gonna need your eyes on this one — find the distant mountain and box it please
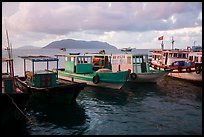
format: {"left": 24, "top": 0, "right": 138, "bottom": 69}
{"left": 43, "top": 39, "right": 117, "bottom": 49}
{"left": 17, "top": 45, "right": 41, "bottom": 49}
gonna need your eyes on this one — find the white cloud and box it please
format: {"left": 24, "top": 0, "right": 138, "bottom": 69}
{"left": 2, "top": 2, "right": 202, "bottom": 49}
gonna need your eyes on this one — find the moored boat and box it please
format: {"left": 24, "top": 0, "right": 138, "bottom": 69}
{"left": 2, "top": 58, "right": 30, "bottom": 126}
{"left": 111, "top": 54, "right": 170, "bottom": 83}
{"left": 150, "top": 46, "right": 202, "bottom": 82}
{"left": 121, "top": 47, "right": 132, "bottom": 52}
{"left": 15, "top": 55, "right": 86, "bottom": 104}
{"left": 55, "top": 54, "right": 129, "bottom": 89}
{"left": 2, "top": 29, "right": 30, "bottom": 128}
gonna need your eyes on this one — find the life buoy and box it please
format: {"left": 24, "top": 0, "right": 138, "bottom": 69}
{"left": 130, "top": 73, "right": 137, "bottom": 80}
{"left": 195, "top": 64, "right": 202, "bottom": 74}
{"left": 196, "top": 69, "right": 201, "bottom": 74}
{"left": 186, "top": 68, "right": 191, "bottom": 73}
{"left": 93, "top": 75, "right": 100, "bottom": 84}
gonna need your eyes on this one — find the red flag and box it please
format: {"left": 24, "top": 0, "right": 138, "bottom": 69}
{"left": 158, "top": 36, "right": 163, "bottom": 40}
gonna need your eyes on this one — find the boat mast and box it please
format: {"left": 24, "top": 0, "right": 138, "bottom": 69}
{"left": 5, "top": 27, "right": 14, "bottom": 78}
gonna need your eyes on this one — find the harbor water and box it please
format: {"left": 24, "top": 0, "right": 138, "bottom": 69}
{"left": 2, "top": 48, "right": 202, "bottom": 135}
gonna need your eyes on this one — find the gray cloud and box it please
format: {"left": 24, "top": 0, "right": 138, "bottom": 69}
{"left": 2, "top": 2, "right": 202, "bottom": 49}
{"left": 3, "top": 2, "right": 202, "bottom": 35}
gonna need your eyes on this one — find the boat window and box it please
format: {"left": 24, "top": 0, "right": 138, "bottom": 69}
{"left": 195, "top": 57, "right": 198, "bottom": 62}
{"left": 65, "top": 57, "right": 72, "bottom": 61}
{"left": 174, "top": 53, "right": 177, "bottom": 57}
{"left": 132, "top": 58, "right": 136, "bottom": 64}
{"left": 143, "top": 56, "right": 147, "bottom": 62}
{"left": 87, "top": 57, "right": 91, "bottom": 63}
{"left": 182, "top": 54, "right": 186, "bottom": 58}
{"left": 169, "top": 53, "right": 172, "bottom": 57}
{"left": 84, "top": 57, "right": 88, "bottom": 63}
{"left": 71, "top": 57, "right": 74, "bottom": 62}
{"left": 178, "top": 54, "right": 182, "bottom": 58}
{"left": 157, "top": 55, "right": 161, "bottom": 60}
{"left": 189, "top": 56, "right": 193, "bottom": 61}
{"left": 136, "top": 56, "right": 142, "bottom": 63}
{"left": 77, "top": 57, "right": 81, "bottom": 63}
{"left": 154, "top": 55, "right": 156, "bottom": 60}
{"left": 127, "top": 56, "right": 131, "bottom": 64}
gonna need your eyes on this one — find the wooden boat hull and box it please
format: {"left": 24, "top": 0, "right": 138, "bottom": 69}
{"left": 58, "top": 70, "right": 128, "bottom": 90}
{"left": 15, "top": 76, "right": 86, "bottom": 104}
{"left": 150, "top": 65, "right": 202, "bottom": 82}
{"left": 127, "top": 70, "right": 170, "bottom": 83}
{"left": 168, "top": 71, "right": 202, "bottom": 82}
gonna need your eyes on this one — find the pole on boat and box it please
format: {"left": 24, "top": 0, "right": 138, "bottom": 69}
{"left": 171, "top": 36, "right": 174, "bottom": 50}
{"left": 158, "top": 36, "right": 164, "bottom": 50}
{"left": 5, "top": 28, "right": 14, "bottom": 78}
{"left": 56, "top": 59, "right": 58, "bottom": 79}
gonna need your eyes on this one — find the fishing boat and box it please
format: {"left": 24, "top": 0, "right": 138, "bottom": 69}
{"left": 111, "top": 54, "right": 171, "bottom": 83}
{"left": 60, "top": 48, "right": 66, "bottom": 51}
{"left": 55, "top": 54, "right": 129, "bottom": 90}
{"left": 121, "top": 47, "right": 132, "bottom": 52}
{"left": 15, "top": 55, "right": 87, "bottom": 104}
{"left": 150, "top": 46, "right": 202, "bottom": 82}
{"left": 2, "top": 29, "right": 30, "bottom": 127}
{"left": 2, "top": 57, "right": 30, "bottom": 126}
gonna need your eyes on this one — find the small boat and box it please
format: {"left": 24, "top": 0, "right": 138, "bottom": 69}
{"left": 15, "top": 55, "right": 87, "bottom": 104}
{"left": 60, "top": 48, "right": 66, "bottom": 51}
{"left": 121, "top": 47, "right": 132, "bottom": 52}
{"left": 55, "top": 54, "right": 129, "bottom": 90}
{"left": 111, "top": 54, "right": 170, "bottom": 83}
{"left": 69, "top": 52, "right": 80, "bottom": 55}
{"left": 150, "top": 45, "right": 202, "bottom": 82}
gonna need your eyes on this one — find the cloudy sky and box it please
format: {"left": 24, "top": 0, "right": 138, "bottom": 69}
{"left": 2, "top": 2, "right": 202, "bottom": 49}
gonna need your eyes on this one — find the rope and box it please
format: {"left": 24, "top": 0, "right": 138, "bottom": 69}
{"left": 5, "top": 93, "right": 34, "bottom": 125}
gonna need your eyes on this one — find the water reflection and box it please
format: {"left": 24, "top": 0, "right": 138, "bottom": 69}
{"left": 25, "top": 102, "right": 88, "bottom": 135}
{"left": 81, "top": 87, "right": 135, "bottom": 106}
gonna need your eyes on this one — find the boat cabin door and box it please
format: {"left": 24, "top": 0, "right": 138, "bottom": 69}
{"left": 133, "top": 55, "right": 147, "bottom": 73}
{"left": 164, "top": 52, "right": 168, "bottom": 65}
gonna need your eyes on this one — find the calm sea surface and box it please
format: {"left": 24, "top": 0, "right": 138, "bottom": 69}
{"left": 2, "top": 48, "right": 202, "bottom": 135}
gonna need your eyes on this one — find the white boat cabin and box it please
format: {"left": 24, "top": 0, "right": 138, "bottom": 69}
{"left": 188, "top": 51, "right": 202, "bottom": 63}
{"left": 111, "top": 54, "right": 150, "bottom": 73}
{"left": 151, "top": 49, "right": 190, "bottom": 67}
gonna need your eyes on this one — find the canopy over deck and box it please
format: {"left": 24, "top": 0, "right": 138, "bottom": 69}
{"left": 18, "top": 55, "right": 58, "bottom": 62}
{"left": 18, "top": 55, "right": 59, "bottom": 79}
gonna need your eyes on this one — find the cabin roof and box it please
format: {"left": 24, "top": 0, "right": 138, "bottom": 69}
{"left": 18, "top": 55, "right": 58, "bottom": 62}
{"left": 84, "top": 53, "right": 111, "bottom": 57}
{"left": 112, "top": 53, "right": 148, "bottom": 57}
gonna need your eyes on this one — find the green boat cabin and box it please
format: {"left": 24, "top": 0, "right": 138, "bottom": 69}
{"left": 19, "top": 56, "right": 59, "bottom": 88}
{"left": 84, "top": 53, "right": 112, "bottom": 71}
{"left": 64, "top": 55, "right": 93, "bottom": 74}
